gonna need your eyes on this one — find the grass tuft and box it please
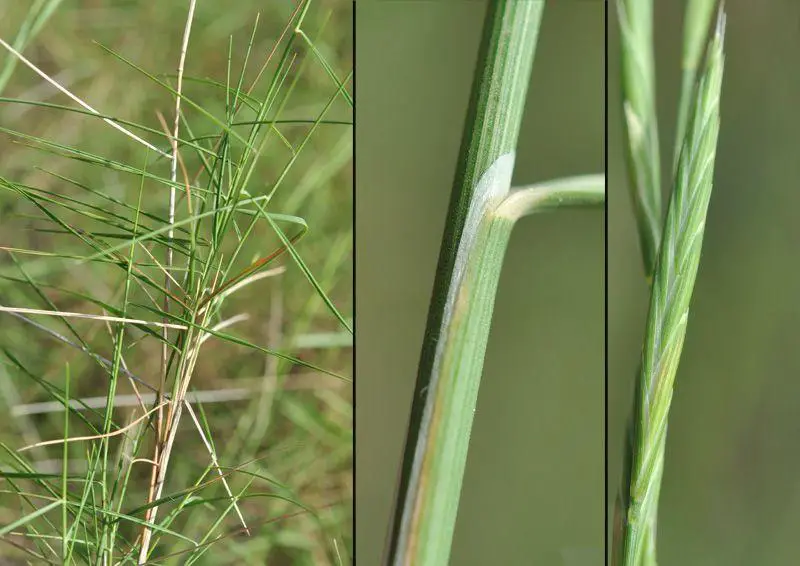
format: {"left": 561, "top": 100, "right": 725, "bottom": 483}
{"left": 0, "top": 0, "right": 352, "bottom": 563}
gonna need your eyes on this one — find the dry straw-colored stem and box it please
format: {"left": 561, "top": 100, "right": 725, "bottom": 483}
{"left": 139, "top": 1, "right": 197, "bottom": 561}
{"left": 0, "top": 36, "right": 167, "bottom": 156}
{"left": 18, "top": 401, "right": 168, "bottom": 452}
{"left": 0, "top": 305, "right": 187, "bottom": 330}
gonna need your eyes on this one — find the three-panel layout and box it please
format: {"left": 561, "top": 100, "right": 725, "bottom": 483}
{"left": 0, "top": 1, "right": 788, "bottom": 564}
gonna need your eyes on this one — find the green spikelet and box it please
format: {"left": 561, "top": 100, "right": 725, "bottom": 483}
{"left": 620, "top": 9, "right": 726, "bottom": 566}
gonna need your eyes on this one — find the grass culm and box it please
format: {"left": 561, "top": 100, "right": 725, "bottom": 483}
{"left": 385, "top": 2, "right": 604, "bottom": 564}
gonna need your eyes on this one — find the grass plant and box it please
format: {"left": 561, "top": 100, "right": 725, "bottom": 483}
{"left": 0, "top": 1, "right": 352, "bottom": 563}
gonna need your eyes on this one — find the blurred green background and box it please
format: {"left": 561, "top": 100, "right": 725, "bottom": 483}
{"left": 0, "top": 1, "right": 351, "bottom": 563}
{"left": 357, "top": 2, "right": 603, "bottom": 564}
{"left": 609, "top": 1, "right": 800, "bottom": 563}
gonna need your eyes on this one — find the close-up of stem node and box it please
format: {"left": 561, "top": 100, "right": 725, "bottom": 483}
{"left": 383, "top": 2, "right": 604, "bottom": 564}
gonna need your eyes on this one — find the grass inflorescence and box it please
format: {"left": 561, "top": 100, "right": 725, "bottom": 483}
{"left": 614, "top": 2, "right": 725, "bottom": 564}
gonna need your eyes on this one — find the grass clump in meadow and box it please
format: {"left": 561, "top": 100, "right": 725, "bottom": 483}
{"left": 0, "top": 0, "right": 352, "bottom": 563}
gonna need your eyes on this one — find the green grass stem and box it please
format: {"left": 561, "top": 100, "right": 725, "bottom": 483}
{"left": 385, "top": 3, "right": 604, "bottom": 564}
{"left": 384, "top": 2, "right": 542, "bottom": 562}
{"left": 618, "top": 0, "right": 662, "bottom": 280}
